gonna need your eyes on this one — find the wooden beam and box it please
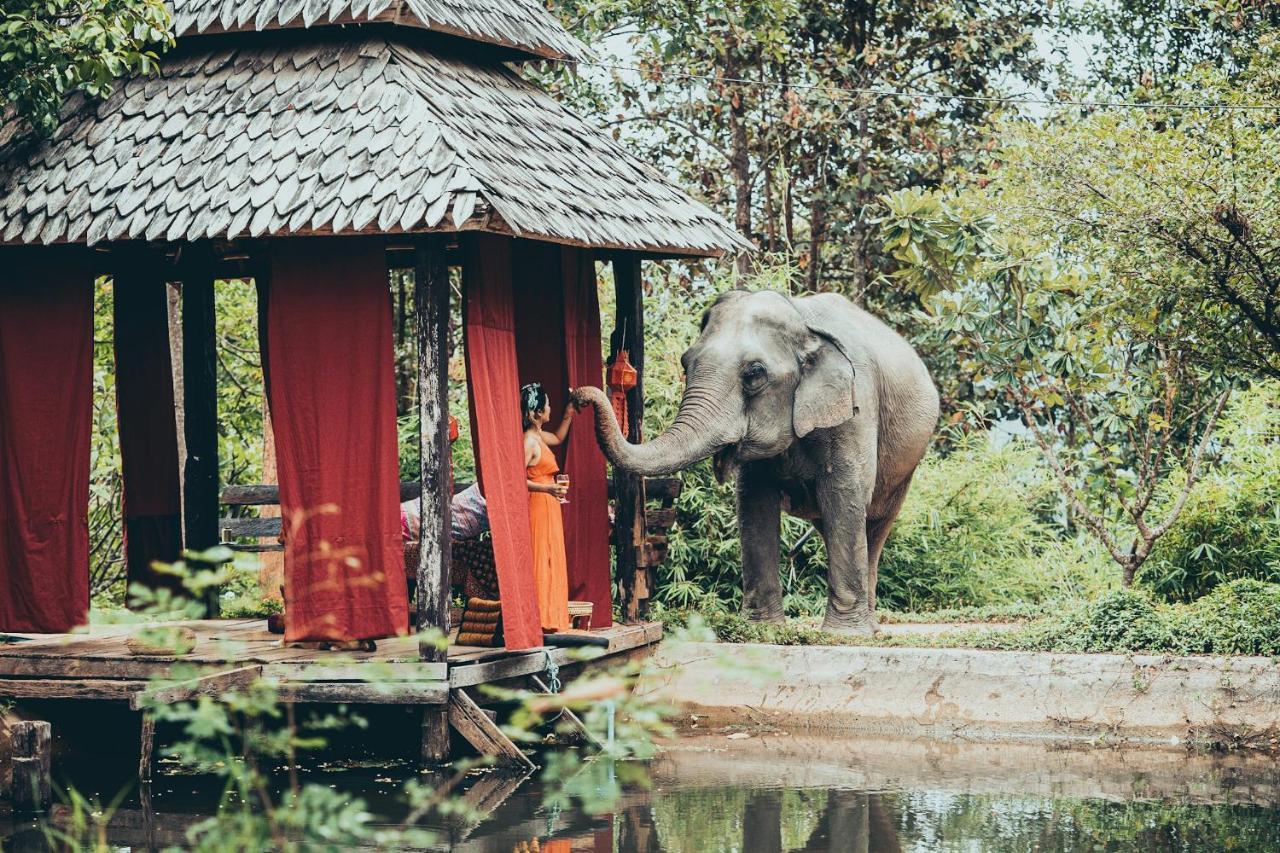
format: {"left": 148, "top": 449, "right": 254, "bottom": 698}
{"left": 610, "top": 252, "right": 647, "bottom": 622}
{"left": 529, "top": 674, "right": 601, "bottom": 748}
{"left": 0, "top": 679, "right": 148, "bottom": 701}
{"left": 275, "top": 682, "right": 448, "bottom": 704}
{"left": 129, "top": 664, "right": 263, "bottom": 710}
{"left": 415, "top": 235, "right": 452, "bottom": 660}
{"left": 221, "top": 481, "right": 426, "bottom": 506}
{"left": 181, "top": 244, "right": 221, "bottom": 616}
{"left": 447, "top": 689, "right": 536, "bottom": 770}
{"left": 10, "top": 721, "right": 51, "bottom": 813}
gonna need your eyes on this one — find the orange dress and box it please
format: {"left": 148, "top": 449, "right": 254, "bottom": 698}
{"left": 527, "top": 436, "right": 570, "bottom": 631}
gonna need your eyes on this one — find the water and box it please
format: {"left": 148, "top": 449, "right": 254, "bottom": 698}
{"left": 4, "top": 731, "right": 1279, "bottom": 851}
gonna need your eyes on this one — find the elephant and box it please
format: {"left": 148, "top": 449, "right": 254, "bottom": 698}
{"left": 573, "top": 289, "right": 939, "bottom": 635}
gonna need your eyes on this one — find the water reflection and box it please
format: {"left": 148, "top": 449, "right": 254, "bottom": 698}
{"left": 4, "top": 733, "right": 1280, "bottom": 851}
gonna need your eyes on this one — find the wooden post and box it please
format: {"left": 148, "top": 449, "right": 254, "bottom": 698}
{"left": 421, "top": 708, "right": 451, "bottom": 765}
{"left": 138, "top": 712, "right": 156, "bottom": 783}
{"left": 10, "top": 721, "right": 51, "bottom": 813}
{"left": 415, "top": 236, "right": 451, "bottom": 660}
{"left": 610, "top": 253, "right": 647, "bottom": 622}
{"left": 181, "top": 245, "right": 220, "bottom": 616}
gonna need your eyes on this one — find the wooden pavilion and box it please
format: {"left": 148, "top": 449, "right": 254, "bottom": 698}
{"left": 0, "top": 0, "right": 746, "bottom": 772}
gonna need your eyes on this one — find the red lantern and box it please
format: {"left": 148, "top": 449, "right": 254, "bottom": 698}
{"left": 607, "top": 350, "right": 638, "bottom": 433}
{"left": 448, "top": 415, "right": 459, "bottom": 443}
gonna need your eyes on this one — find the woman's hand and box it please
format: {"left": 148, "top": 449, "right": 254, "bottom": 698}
{"left": 549, "top": 482, "right": 569, "bottom": 499}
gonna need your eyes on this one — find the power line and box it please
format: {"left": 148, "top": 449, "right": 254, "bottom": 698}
{"left": 553, "top": 57, "right": 1280, "bottom": 113}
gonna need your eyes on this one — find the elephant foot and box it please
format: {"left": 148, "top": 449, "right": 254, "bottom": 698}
{"left": 821, "top": 611, "right": 879, "bottom": 638}
{"left": 743, "top": 606, "right": 785, "bottom": 625}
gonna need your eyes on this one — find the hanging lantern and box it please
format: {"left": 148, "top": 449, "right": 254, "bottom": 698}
{"left": 448, "top": 414, "right": 459, "bottom": 443}
{"left": 607, "top": 349, "right": 638, "bottom": 433}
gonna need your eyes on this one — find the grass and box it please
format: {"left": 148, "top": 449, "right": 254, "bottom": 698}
{"left": 659, "top": 579, "right": 1280, "bottom": 657}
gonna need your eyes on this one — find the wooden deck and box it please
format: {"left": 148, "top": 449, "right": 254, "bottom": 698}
{"left": 0, "top": 619, "right": 663, "bottom": 708}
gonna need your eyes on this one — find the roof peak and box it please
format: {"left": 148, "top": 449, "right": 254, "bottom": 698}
{"left": 169, "top": 0, "right": 590, "bottom": 62}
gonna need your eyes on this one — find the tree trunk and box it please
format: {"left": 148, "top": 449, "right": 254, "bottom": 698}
{"left": 725, "top": 44, "right": 753, "bottom": 273}
{"left": 807, "top": 192, "right": 825, "bottom": 292}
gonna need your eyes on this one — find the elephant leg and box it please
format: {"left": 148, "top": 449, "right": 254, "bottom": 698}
{"left": 739, "top": 463, "right": 784, "bottom": 623}
{"left": 865, "top": 473, "right": 914, "bottom": 612}
{"left": 816, "top": 479, "right": 877, "bottom": 635}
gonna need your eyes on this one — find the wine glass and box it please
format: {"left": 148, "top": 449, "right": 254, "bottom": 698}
{"left": 554, "top": 473, "right": 570, "bottom": 504}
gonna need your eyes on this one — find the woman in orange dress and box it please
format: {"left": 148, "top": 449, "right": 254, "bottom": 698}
{"left": 521, "top": 382, "right": 576, "bottom": 632}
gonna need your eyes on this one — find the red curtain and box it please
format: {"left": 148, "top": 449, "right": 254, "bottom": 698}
{"left": 113, "top": 259, "right": 183, "bottom": 595}
{"left": 512, "top": 242, "right": 613, "bottom": 629}
{"left": 558, "top": 248, "right": 613, "bottom": 628}
{"left": 261, "top": 239, "right": 408, "bottom": 643}
{"left": 0, "top": 248, "right": 93, "bottom": 632}
{"left": 463, "top": 234, "right": 543, "bottom": 650}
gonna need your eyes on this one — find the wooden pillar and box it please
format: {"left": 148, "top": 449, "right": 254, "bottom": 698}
{"left": 421, "top": 707, "right": 450, "bottom": 765}
{"left": 181, "top": 245, "right": 220, "bottom": 616}
{"left": 415, "top": 236, "right": 451, "bottom": 660}
{"left": 138, "top": 712, "right": 156, "bottom": 783}
{"left": 610, "top": 253, "right": 647, "bottom": 622}
{"left": 10, "top": 721, "right": 51, "bottom": 813}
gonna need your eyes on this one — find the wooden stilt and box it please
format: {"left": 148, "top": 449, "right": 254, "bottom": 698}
{"left": 181, "top": 244, "right": 220, "bottom": 616}
{"left": 415, "top": 235, "right": 452, "bottom": 659}
{"left": 10, "top": 720, "right": 51, "bottom": 813}
{"left": 447, "top": 690, "right": 536, "bottom": 771}
{"left": 138, "top": 712, "right": 156, "bottom": 783}
{"left": 420, "top": 707, "right": 451, "bottom": 765}
{"left": 610, "top": 252, "right": 647, "bottom": 622}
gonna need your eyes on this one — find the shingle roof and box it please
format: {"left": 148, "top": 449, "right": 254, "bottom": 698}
{"left": 0, "top": 35, "right": 748, "bottom": 258}
{"left": 170, "top": 0, "right": 591, "bottom": 62}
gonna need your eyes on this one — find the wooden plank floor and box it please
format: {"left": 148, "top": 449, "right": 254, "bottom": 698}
{"left": 0, "top": 619, "right": 664, "bottom": 706}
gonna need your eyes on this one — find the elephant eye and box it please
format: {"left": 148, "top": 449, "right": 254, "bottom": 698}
{"left": 741, "top": 362, "right": 767, "bottom": 392}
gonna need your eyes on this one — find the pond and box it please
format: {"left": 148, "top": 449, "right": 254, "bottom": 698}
{"left": 3, "top": 731, "right": 1279, "bottom": 851}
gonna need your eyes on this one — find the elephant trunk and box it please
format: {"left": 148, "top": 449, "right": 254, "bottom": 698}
{"left": 573, "top": 385, "right": 737, "bottom": 477}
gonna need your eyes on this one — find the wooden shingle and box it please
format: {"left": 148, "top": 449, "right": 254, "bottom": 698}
{"left": 169, "top": 0, "right": 592, "bottom": 63}
{"left": 0, "top": 32, "right": 746, "bottom": 258}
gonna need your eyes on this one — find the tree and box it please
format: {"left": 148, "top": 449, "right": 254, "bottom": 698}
{"left": 882, "top": 186, "right": 1230, "bottom": 585}
{"left": 548, "top": 0, "right": 1048, "bottom": 299}
{"left": 1055, "top": 0, "right": 1278, "bottom": 95}
{"left": 0, "top": 0, "right": 171, "bottom": 137}
{"left": 969, "top": 34, "right": 1280, "bottom": 379}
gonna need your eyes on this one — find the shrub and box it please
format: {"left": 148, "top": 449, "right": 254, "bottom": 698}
{"left": 876, "top": 433, "right": 1111, "bottom": 611}
{"left": 1138, "top": 382, "right": 1280, "bottom": 602}
{"left": 1008, "top": 579, "right": 1280, "bottom": 656}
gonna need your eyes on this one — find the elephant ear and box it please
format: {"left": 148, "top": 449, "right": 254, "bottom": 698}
{"left": 793, "top": 327, "right": 856, "bottom": 438}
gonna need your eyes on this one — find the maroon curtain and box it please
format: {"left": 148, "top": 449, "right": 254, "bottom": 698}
{"left": 261, "top": 239, "right": 409, "bottom": 643}
{"left": 559, "top": 249, "right": 613, "bottom": 627}
{"left": 463, "top": 234, "right": 543, "bottom": 651}
{"left": 113, "top": 258, "right": 183, "bottom": 595}
{"left": 0, "top": 248, "right": 93, "bottom": 632}
{"left": 512, "top": 243, "right": 613, "bottom": 628}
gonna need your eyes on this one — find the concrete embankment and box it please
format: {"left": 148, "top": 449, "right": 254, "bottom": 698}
{"left": 638, "top": 641, "right": 1280, "bottom": 746}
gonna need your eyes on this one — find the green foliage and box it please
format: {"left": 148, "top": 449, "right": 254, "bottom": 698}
{"left": 1007, "top": 579, "right": 1280, "bottom": 656}
{"left": 877, "top": 432, "right": 1113, "bottom": 611}
{"left": 668, "top": 579, "right": 1280, "bottom": 656}
{"left": 0, "top": 0, "right": 172, "bottom": 136}
{"left": 547, "top": 0, "right": 1048, "bottom": 304}
{"left": 1142, "top": 383, "right": 1280, "bottom": 600}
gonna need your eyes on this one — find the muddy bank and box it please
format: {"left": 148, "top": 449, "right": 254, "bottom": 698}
{"left": 639, "top": 641, "right": 1280, "bottom": 747}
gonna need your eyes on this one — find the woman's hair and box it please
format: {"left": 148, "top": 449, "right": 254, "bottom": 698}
{"left": 520, "top": 382, "right": 548, "bottom": 429}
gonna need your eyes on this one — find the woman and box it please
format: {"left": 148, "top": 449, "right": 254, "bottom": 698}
{"left": 521, "top": 382, "right": 576, "bottom": 632}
